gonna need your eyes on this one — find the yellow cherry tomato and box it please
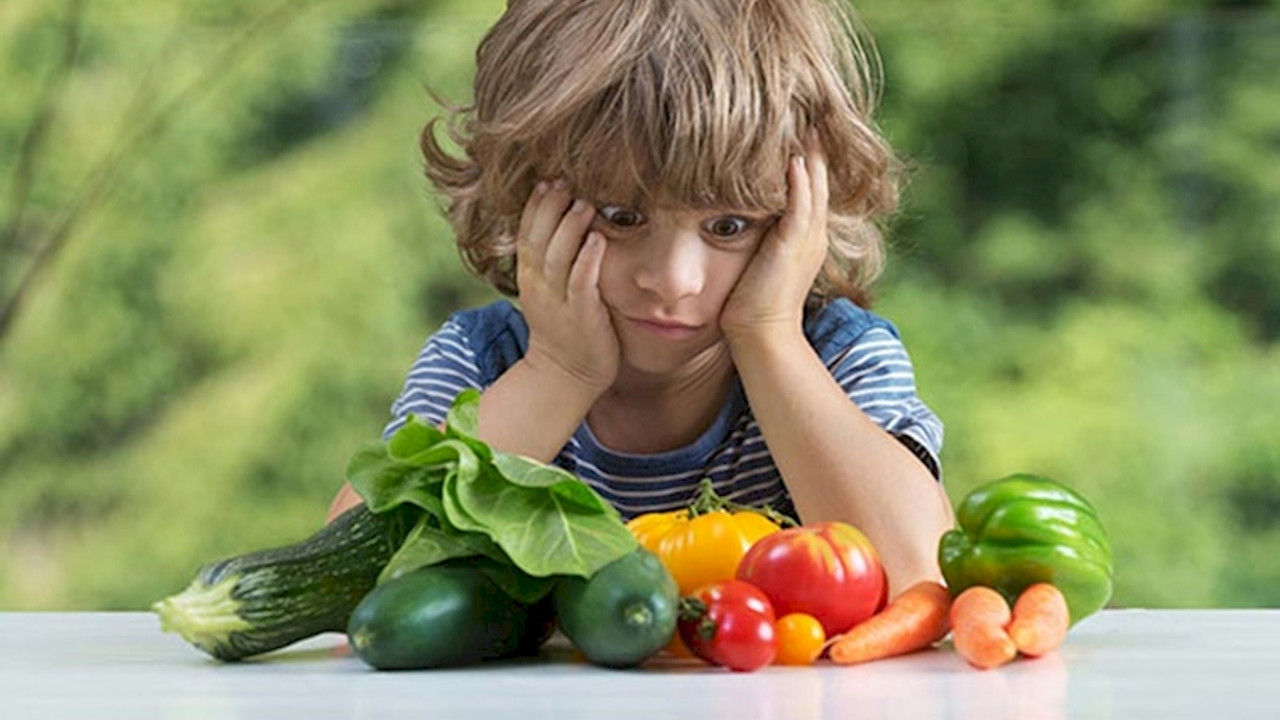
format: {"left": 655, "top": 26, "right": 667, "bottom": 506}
{"left": 774, "top": 612, "right": 827, "bottom": 666}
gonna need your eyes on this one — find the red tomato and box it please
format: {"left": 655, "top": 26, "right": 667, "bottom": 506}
{"left": 735, "top": 521, "right": 887, "bottom": 637}
{"left": 678, "top": 580, "right": 777, "bottom": 672}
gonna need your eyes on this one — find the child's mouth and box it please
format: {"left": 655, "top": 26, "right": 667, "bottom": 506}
{"left": 625, "top": 316, "right": 702, "bottom": 340}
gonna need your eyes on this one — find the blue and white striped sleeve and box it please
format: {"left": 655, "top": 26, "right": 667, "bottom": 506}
{"left": 383, "top": 318, "right": 484, "bottom": 439}
{"left": 829, "top": 326, "right": 945, "bottom": 479}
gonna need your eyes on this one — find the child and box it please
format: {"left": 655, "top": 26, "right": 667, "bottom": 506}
{"left": 329, "top": 0, "right": 954, "bottom": 598}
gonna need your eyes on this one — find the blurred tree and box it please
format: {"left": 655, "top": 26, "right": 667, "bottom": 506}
{"left": 0, "top": 0, "right": 505, "bottom": 608}
{"left": 861, "top": 0, "right": 1280, "bottom": 606}
{"left": 0, "top": 0, "right": 1276, "bottom": 610}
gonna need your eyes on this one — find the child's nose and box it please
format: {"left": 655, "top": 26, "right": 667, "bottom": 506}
{"left": 633, "top": 231, "right": 705, "bottom": 301}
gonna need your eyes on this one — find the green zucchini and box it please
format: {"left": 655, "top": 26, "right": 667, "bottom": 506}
{"left": 153, "top": 503, "right": 415, "bottom": 661}
{"left": 346, "top": 562, "right": 538, "bottom": 670}
{"left": 552, "top": 546, "right": 678, "bottom": 668}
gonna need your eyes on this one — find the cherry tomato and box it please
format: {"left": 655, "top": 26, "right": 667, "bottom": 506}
{"left": 774, "top": 612, "right": 827, "bottom": 666}
{"left": 678, "top": 580, "right": 777, "bottom": 672}
{"left": 736, "top": 521, "right": 887, "bottom": 636}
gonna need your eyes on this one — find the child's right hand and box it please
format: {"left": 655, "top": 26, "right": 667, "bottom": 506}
{"left": 515, "top": 179, "right": 620, "bottom": 394}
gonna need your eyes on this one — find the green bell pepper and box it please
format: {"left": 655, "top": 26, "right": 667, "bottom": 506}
{"left": 939, "top": 473, "right": 1114, "bottom": 625}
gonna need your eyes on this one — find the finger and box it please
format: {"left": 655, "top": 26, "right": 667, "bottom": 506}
{"left": 566, "top": 231, "right": 607, "bottom": 305}
{"left": 774, "top": 154, "right": 812, "bottom": 245}
{"left": 806, "top": 133, "right": 829, "bottom": 241}
{"left": 804, "top": 125, "right": 826, "bottom": 159}
{"left": 543, "top": 198, "right": 596, "bottom": 284}
{"left": 516, "top": 179, "right": 551, "bottom": 271}
{"left": 523, "top": 179, "right": 574, "bottom": 265}
{"left": 517, "top": 179, "right": 550, "bottom": 251}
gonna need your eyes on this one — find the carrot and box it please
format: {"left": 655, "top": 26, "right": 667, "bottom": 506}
{"left": 827, "top": 580, "right": 951, "bottom": 665}
{"left": 950, "top": 585, "right": 1017, "bottom": 670}
{"left": 1009, "top": 583, "right": 1070, "bottom": 657}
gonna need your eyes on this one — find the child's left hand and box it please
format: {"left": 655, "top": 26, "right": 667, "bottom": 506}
{"left": 719, "top": 131, "right": 829, "bottom": 347}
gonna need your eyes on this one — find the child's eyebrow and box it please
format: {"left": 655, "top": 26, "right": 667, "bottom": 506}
{"left": 702, "top": 206, "right": 782, "bottom": 220}
{"left": 583, "top": 191, "right": 781, "bottom": 218}
{"left": 579, "top": 189, "right": 641, "bottom": 206}
{"left": 735, "top": 208, "right": 782, "bottom": 219}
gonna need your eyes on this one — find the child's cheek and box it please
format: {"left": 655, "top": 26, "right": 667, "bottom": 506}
{"left": 595, "top": 239, "right": 627, "bottom": 307}
{"left": 720, "top": 248, "right": 759, "bottom": 291}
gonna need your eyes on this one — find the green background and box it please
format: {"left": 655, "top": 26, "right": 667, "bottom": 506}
{"left": 2, "top": 0, "right": 1277, "bottom": 610}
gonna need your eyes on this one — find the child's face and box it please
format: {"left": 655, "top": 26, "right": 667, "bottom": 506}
{"left": 590, "top": 201, "right": 777, "bottom": 374}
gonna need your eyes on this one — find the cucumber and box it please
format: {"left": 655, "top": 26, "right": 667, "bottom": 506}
{"left": 153, "top": 504, "right": 415, "bottom": 661}
{"left": 552, "top": 546, "right": 678, "bottom": 668}
{"left": 346, "top": 563, "right": 538, "bottom": 669}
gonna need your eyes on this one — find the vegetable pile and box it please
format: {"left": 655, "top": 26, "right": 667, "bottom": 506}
{"left": 154, "top": 395, "right": 1114, "bottom": 674}
{"left": 621, "top": 472, "right": 1113, "bottom": 673}
{"left": 154, "top": 390, "right": 677, "bottom": 669}
{"left": 624, "top": 481, "right": 899, "bottom": 671}
{"left": 938, "top": 473, "right": 1113, "bottom": 670}
{"left": 938, "top": 473, "right": 1114, "bottom": 625}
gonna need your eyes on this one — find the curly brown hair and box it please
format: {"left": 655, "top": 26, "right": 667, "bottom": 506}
{"left": 422, "top": 0, "right": 901, "bottom": 308}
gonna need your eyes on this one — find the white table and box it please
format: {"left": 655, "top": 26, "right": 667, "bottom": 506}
{"left": 1, "top": 610, "right": 1276, "bottom": 719}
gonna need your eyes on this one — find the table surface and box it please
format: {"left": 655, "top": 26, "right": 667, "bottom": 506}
{"left": 1, "top": 610, "right": 1277, "bottom": 719}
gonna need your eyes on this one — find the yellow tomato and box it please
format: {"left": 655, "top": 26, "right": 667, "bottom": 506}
{"left": 626, "top": 510, "right": 687, "bottom": 551}
{"left": 626, "top": 509, "right": 781, "bottom": 595}
{"left": 774, "top": 612, "right": 827, "bottom": 666}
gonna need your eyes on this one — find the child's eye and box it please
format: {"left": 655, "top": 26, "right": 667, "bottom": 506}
{"left": 706, "top": 216, "right": 751, "bottom": 239}
{"left": 597, "top": 205, "right": 645, "bottom": 228}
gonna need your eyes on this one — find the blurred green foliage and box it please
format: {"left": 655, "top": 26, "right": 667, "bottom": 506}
{"left": 1, "top": 0, "right": 1277, "bottom": 610}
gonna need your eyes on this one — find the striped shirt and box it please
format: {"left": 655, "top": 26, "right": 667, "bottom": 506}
{"left": 384, "top": 298, "right": 943, "bottom": 522}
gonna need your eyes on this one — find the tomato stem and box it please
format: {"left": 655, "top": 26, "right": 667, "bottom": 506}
{"left": 687, "top": 478, "right": 798, "bottom": 527}
{"left": 677, "top": 596, "right": 703, "bottom": 620}
{"left": 687, "top": 479, "right": 722, "bottom": 517}
{"left": 677, "top": 597, "right": 718, "bottom": 641}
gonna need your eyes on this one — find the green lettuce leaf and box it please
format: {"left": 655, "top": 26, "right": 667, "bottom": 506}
{"left": 452, "top": 459, "right": 636, "bottom": 578}
{"left": 386, "top": 415, "right": 446, "bottom": 459}
{"left": 348, "top": 390, "right": 637, "bottom": 590}
{"left": 491, "top": 452, "right": 617, "bottom": 513}
{"left": 378, "top": 517, "right": 507, "bottom": 584}
{"left": 346, "top": 443, "right": 444, "bottom": 516}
